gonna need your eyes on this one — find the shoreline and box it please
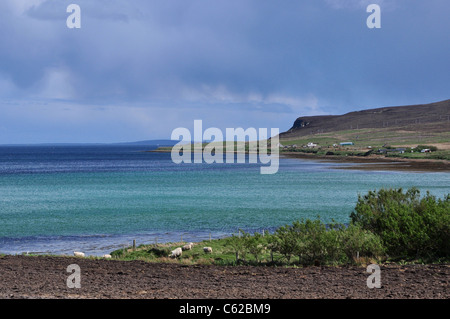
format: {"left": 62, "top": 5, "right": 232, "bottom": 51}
{"left": 149, "top": 148, "right": 450, "bottom": 172}
{"left": 281, "top": 152, "right": 450, "bottom": 172}
{"left": 0, "top": 230, "right": 233, "bottom": 257}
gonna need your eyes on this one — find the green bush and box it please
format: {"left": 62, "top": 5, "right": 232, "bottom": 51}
{"left": 340, "top": 223, "right": 385, "bottom": 261}
{"left": 225, "top": 232, "right": 247, "bottom": 262}
{"left": 225, "top": 230, "right": 272, "bottom": 264}
{"left": 270, "top": 219, "right": 384, "bottom": 265}
{"left": 270, "top": 225, "right": 297, "bottom": 262}
{"left": 350, "top": 188, "right": 450, "bottom": 260}
{"left": 290, "top": 219, "right": 328, "bottom": 265}
{"left": 242, "top": 231, "right": 266, "bottom": 263}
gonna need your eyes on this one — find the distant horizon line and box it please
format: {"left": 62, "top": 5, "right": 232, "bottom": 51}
{"left": 0, "top": 139, "right": 179, "bottom": 147}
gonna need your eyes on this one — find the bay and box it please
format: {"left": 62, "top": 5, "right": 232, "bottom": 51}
{"left": 0, "top": 145, "right": 448, "bottom": 256}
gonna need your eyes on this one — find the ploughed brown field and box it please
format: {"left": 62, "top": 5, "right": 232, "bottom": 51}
{"left": 0, "top": 255, "right": 448, "bottom": 299}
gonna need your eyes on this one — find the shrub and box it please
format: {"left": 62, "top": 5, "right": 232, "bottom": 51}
{"left": 350, "top": 188, "right": 450, "bottom": 260}
{"left": 225, "top": 232, "right": 247, "bottom": 262}
{"left": 225, "top": 230, "right": 272, "bottom": 264}
{"left": 340, "top": 223, "right": 385, "bottom": 262}
{"left": 242, "top": 231, "right": 266, "bottom": 263}
{"left": 270, "top": 219, "right": 384, "bottom": 265}
{"left": 270, "top": 225, "right": 297, "bottom": 262}
{"left": 290, "top": 219, "right": 328, "bottom": 265}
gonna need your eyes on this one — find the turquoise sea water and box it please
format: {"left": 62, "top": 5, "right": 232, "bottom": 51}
{"left": 0, "top": 146, "right": 448, "bottom": 255}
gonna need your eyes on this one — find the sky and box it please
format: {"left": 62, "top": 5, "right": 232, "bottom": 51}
{"left": 0, "top": 0, "right": 449, "bottom": 144}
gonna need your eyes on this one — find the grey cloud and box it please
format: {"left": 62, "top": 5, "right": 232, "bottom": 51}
{"left": 1, "top": 0, "right": 449, "bottom": 118}
{"left": 26, "top": 0, "right": 143, "bottom": 22}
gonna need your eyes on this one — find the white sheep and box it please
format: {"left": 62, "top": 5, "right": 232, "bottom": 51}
{"left": 170, "top": 247, "right": 182, "bottom": 258}
{"left": 182, "top": 242, "right": 194, "bottom": 251}
{"left": 102, "top": 254, "right": 112, "bottom": 259}
{"left": 203, "top": 247, "right": 212, "bottom": 254}
{"left": 73, "top": 251, "right": 85, "bottom": 257}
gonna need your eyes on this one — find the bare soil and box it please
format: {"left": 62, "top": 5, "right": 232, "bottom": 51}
{"left": 0, "top": 256, "right": 448, "bottom": 299}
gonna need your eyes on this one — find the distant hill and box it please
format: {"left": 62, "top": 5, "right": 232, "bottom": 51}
{"left": 0, "top": 140, "right": 180, "bottom": 147}
{"left": 112, "top": 140, "right": 179, "bottom": 146}
{"left": 280, "top": 99, "right": 450, "bottom": 141}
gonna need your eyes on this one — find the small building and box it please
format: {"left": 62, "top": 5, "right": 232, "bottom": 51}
{"left": 340, "top": 142, "right": 354, "bottom": 146}
{"left": 378, "top": 148, "right": 406, "bottom": 154}
{"left": 421, "top": 149, "right": 431, "bottom": 153}
{"left": 306, "top": 142, "right": 317, "bottom": 148}
{"left": 390, "top": 148, "right": 406, "bottom": 154}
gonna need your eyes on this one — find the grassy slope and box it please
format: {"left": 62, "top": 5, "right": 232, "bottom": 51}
{"left": 280, "top": 125, "right": 450, "bottom": 148}
{"left": 110, "top": 240, "right": 252, "bottom": 266}
{"left": 279, "top": 125, "right": 450, "bottom": 160}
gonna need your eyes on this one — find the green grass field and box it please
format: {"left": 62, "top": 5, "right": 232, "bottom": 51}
{"left": 110, "top": 239, "right": 262, "bottom": 266}
{"left": 279, "top": 127, "right": 450, "bottom": 160}
{"left": 280, "top": 128, "right": 450, "bottom": 149}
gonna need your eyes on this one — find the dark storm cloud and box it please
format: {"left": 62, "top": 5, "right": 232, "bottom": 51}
{"left": 0, "top": 0, "right": 449, "bottom": 143}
